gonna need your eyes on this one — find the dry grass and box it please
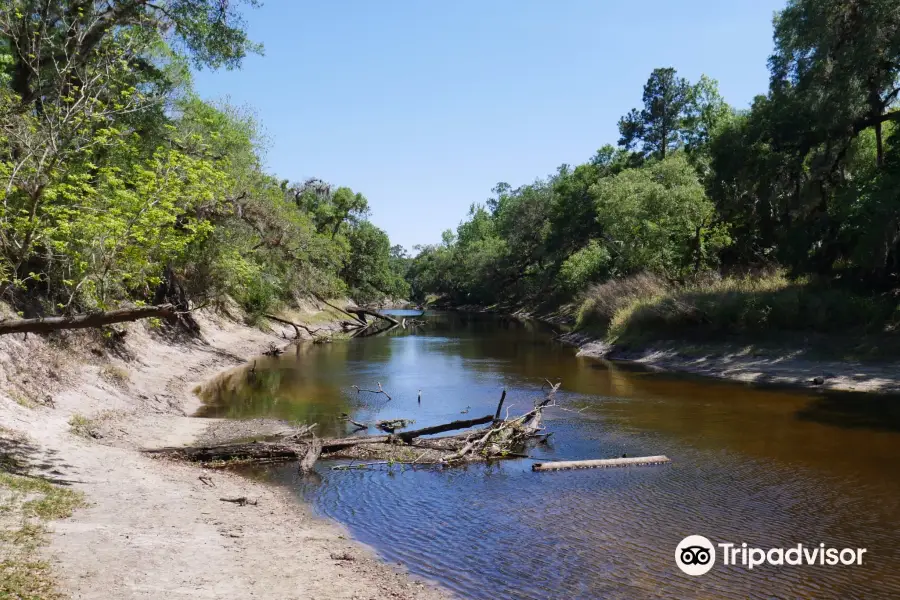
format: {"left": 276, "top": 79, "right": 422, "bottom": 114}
{"left": 68, "top": 414, "right": 97, "bottom": 439}
{"left": 577, "top": 272, "right": 900, "bottom": 351}
{"left": 100, "top": 364, "right": 130, "bottom": 388}
{"left": 7, "top": 390, "right": 36, "bottom": 409}
{"left": 0, "top": 455, "right": 85, "bottom": 600}
{"left": 576, "top": 273, "right": 670, "bottom": 331}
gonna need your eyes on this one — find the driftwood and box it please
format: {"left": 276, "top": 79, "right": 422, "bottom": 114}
{"left": 494, "top": 389, "right": 507, "bottom": 420}
{"left": 147, "top": 383, "right": 563, "bottom": 470}
{"left": 264, "top": 314, "right": 323, "bottom": 339}
{"left": 220, "top": 496, "right": 257, "bottom": 506}
{"left": 313, "top": 294, "right": 367, "bottom": 326}
{"left": 321, "top": 435, "right": 391, "bottom": 451}
{"left": 0, "top": 304, "right": 175, "bottom": 336}
{"left": 344, "top": 307, "right": 401, "bottom": 338}
{"left": 299, "top": 438, "right": 323, "bottom": 474}
{"left": 391, "top": 414, "right": 494, "bottom": 444}
{"left": 375, "top": 419, "right": 413, "bottom": 433}
{"left": 262, "top": 343, "right": 284, "bottom": 356}
{"left": 352, "top": 382, "right": 392, "bottom": 401}
{"left": 146, "top": 415, "right": 495, "bottom": 466}
{"left": 347, "top": 307, "right": 400, "bottom": 327}
{"left": 340, "top": 414, "right": 370, "bottom": 431}
{"left": 145, "top": 442, "right": 304, "bottom": 464}
{"left": 438, "top": 382, "right": 560, "bottom": 463}
{"left": 532, "top": 456, "right": 671, "bottom": 471}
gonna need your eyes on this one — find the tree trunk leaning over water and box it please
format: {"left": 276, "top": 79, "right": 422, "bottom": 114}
{"left": 347, "top": 307, "right": 400, "bottom": 327}
{"left": 263, "top": 313, "right": 323, "bottom": 339}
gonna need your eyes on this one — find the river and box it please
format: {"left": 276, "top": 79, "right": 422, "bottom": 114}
{"left": 198, "top": 311, "right": 900, "bottom": 599}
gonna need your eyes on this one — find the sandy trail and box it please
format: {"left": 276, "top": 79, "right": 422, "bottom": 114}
{"left": 0, "top": 312, "right": 449, "bottom": 600}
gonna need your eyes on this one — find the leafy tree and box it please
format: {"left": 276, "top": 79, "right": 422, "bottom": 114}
{"left": 0, "top": 1, "right": 415, "bottom": 319}
{"left": 592, "top": 154, "right": 728, "bottom": 277}
{"left": 683, "top": 75, "right": 733, "bottom": 160}
{"left": 557, "top": 241, "right": 611, "bottom": 293}
{"left": 618, "top": 68, "right": 693, "bottom": 160}
{"left": 770, "top": 0, "right": 900, "bottom": 168}
{"left": 342, "top": 221, "right": 409, "bottom": 303}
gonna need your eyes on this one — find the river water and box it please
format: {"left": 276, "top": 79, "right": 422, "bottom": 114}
{"left": 199, "top": 311, "right": 900, "bottom": 599}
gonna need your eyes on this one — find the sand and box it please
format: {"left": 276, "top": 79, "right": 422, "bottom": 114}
{"left": 0, "top": 310, "right": 450, "bottom": 600}
{"left": 561, "top": 332, "right": 900, "bottom": 394}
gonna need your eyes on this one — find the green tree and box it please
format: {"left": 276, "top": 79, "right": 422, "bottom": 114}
{"left": 770, "top": 0, "right": 900, "bottom": 168}
{"left": 618, "top": 68, "right": 693, "bottom": 160}
{"left": 592, "top": 154, "right": 728, "bottom": 276}
{"left": 342, "top": 221, "right": 409, "bottom": 303}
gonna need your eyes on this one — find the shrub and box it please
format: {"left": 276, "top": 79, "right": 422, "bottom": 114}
{"left": 576, "top": 272, "right": 669, "bottom": 331}
{"left": 557, "top": 241, "right": 611, "bottom": 295}
{"left": 590, "top": 271, "right": 899, "bottom": 344}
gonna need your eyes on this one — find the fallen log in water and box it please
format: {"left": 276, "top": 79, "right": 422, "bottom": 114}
{"left": 146, "top": 383, "right": 562, "bottom": 470}
{"left": 145, "top": 442, "right": 306, "bottom": 464}
{"left": 531, "top": 455, "right": 671, "bottom": 472}
{"left": 348, "top": 307, "right": 400, "bottom": 327}
{"left": 391, "top": 414, "right": 494, "bottom": 444}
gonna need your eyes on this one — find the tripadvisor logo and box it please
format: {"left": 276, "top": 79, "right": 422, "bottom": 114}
{"left": 675, "top": 535, "right": 868, "bottom": 576}
{"left": 676, "top": 535, "right": 716, "bottom": 576}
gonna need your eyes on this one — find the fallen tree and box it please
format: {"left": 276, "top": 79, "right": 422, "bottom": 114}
{"left": 263, "top": 314, "right": 324, "bottom": 339}
{"left": 532, "top": 456, "right": 671, "bottom": 471}
{"left": 145, "top": 385, "right": 557, "bottom": 470}
{"left": 347, "top": 307, "right": 399, "bottom": 327}
{"left": 0, "top": 304, "right": 175, "bottom": 336}
{"left": 390, "top": 414, "right": 493, "bottom": 444}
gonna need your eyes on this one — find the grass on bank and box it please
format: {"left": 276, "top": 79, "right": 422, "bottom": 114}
{"left": 576, "top": 272, "right": 900, "bottom": 360}
{"left": 0, "top": 429, "right": 86, "bottom": 599}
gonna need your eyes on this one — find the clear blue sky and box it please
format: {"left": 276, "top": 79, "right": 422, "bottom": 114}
{"left": 193, "top": 0, "right": 786, "bottom": 252}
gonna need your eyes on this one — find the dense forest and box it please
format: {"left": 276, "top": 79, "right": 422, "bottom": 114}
{"left": 0, "top": 0, "right": 409, "bottom": 323}
{"left": 406, "top": 0, "right": 900, "bottom": 345}
{"left": 4, "top": 0, "right": 900, "bottom": 348}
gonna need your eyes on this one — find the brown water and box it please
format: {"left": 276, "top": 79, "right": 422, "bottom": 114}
{"left": 199, "top": 311, "right": 900, "bottom": 599}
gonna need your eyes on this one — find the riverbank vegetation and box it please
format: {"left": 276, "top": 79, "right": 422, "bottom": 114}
{"left": 406, "top": 0, "right": 900, "bottom": 352}
{"left": 0, "top": 1, "right": 408, "bottom": 327}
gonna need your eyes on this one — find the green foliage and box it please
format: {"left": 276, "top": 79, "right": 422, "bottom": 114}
{"left": 0, "top": 0, "right": 408, "bottom": 321}
{"left": 558, "top": 241, "right": 610, "bottom": 294}
{"left": 409, "top": 0, "right": 900, "bottom": 326}
{"left": 342, "top": 222, "right": 410, "bottom": 303}
{"left": 618, "top": 68, "right": 693, "bottom": 160}
{"left": 593, "top": 154, "right": 728, "bottom": 277}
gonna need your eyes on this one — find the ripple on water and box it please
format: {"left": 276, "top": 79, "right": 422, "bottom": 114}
{"left": 282, "top": 426, "right": 900, "bottom": 600}
{"left": 208, "top": 313, "right": 900, "bottom": 600}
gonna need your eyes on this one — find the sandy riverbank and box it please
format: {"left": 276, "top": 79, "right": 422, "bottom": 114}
{"left": 0, "top": 305, "right": 449, "bottom": 600}
{"left": 560, "top": 332, "right": 900, "bottom": 394}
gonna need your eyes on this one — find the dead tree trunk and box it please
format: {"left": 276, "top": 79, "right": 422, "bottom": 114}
{"left": 392, "top": 415, "right": 494, "bottom": 444}
{"left": 298, "top": 438, "right": 323, "bottom": 474}
{"left": 263, "top": 314, "right": 322, "bottom": 339}
{"left": 347, "top": 307, "right": 400, "bottom": 327}
{"left": 0, "top": 304, "right": 175, "bottom": 336}
{"left": 313, "top": 294, "right": 367, "bottom": 326}
{"left": 145, "top": 442, "right": 304, "bottom": 463}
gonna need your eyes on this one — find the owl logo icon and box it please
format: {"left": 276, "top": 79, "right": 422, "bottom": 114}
{"left": 676, "top": 535, "right": 716, "bottom": 576}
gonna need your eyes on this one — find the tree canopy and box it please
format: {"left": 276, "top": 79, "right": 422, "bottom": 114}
{"left": 409, "top": 0, "right": 900, "bottom": 307}
{"left": 0, "top": 0, "right": 408, "bottom": 318}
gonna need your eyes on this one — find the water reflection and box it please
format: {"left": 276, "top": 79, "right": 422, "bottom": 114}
{"left": 201, "top": 311, "right": 900, "bottom": 599}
